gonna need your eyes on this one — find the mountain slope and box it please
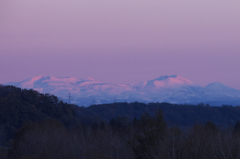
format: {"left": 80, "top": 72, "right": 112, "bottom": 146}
{"left": 5, "top": 75, "right": 240, "bottom": 106}
{"left": 133, "top": 75, "right": 200, "bottom": 90}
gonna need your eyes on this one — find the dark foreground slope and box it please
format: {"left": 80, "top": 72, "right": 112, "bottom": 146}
{"left": 0, "top": 85, "right": 76, "bottom": 142}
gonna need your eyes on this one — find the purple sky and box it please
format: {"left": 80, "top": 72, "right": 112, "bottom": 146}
{"left": 1, "top": 0, "right": 240, "bottom": 89}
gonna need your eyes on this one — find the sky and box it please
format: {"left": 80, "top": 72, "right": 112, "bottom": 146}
{"left": 0, "top": 0, "right": 240, "bottom": 89}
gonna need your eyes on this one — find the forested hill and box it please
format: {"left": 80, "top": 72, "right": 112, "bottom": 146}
{"left": 0, "top": 85, "right": 77, "bottom": 140}
{"left": 1, "top": 84, "right": 240, "bottom": 142}
{"left": 1, "top": 86, "right": 240, "bottom": 159}
{"left": 74, "top": 102, "right": 240, "bottom": 127}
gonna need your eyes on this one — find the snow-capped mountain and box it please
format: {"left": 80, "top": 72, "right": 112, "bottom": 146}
{"left": 133, "top": 75, "right": 200, "bottom": 90}
{"left": 5, "top": 75, "right": 240, "bottom": 106}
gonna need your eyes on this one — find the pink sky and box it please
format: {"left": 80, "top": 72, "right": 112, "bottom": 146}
{"left": 1, "top": 0, "right": 240, "bottom": 89}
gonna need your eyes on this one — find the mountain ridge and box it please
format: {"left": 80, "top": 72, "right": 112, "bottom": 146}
{"left": 5, "top": 75, "right": 240, "bottom": 106}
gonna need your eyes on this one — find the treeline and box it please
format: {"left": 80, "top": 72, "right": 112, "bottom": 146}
{"left": 74, "top": 102, "right": 240, "bottom": 127}
{"left": 7, "top": 111, "right": 240, "bottom": 159}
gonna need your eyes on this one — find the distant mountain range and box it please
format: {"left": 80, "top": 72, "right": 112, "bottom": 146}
{"left": 5, "top": 75, "right": 240, "bottom": 106}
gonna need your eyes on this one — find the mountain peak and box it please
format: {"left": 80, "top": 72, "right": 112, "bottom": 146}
{"left": 152, "top": 75, "right": 197, "bottom": 86}
{"left": 32, "top": 75, "right": 50, "bottom": 81}
{"left": 133, "top": 75, "right": 199, "bottom": 90}
{"left": 154, "top": 75, "right": 178, "bottom": 81}
{"left": 78, "top": 77, "right": 95, "bottom": 81}
{"left": 205, "top": 82, "right": 239, "bottom": 92}
{"left": 31, "top": 76, "right": 96, "bottom": 83}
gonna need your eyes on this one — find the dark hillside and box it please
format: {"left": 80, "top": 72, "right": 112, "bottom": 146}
{"left": 1, "top": 84, "right": 240, "bottom": 147}
{"left": 74, "top": 102, "right": 240, "bottom": 127}
{"left": 0, "top": 85, "right": 76, "bottom": 142}
{"left": 2, "top": 85, "right": 240, "bottom": 159}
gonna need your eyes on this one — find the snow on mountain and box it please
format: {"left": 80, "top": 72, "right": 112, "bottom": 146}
{"left": 5, "top": 75, "right": 240, "bottom": 106}
{"left": 130, "top": 75, "right": 205, "bottom": 104}
{"left": 133, "top": 75, "right": 200, "bottom": 90}
{"left": 6, "top": 75, "right": 134, "bottom": 105}
{"left": 204, "top": 82, "right": 240, "bottom": 93}
{"left": 202, "top": 82, "right": 240, "bottom": 103}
